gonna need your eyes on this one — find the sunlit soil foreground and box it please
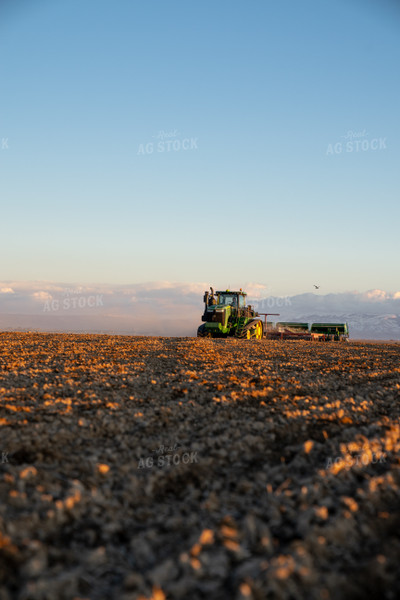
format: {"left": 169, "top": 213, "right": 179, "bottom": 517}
{"left": 0, "top": 333, "right": 400, "bottom": 600}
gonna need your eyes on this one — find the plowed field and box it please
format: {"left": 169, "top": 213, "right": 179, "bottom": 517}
{"left": 0, "top": 333, "right": 399, "bottom": 599}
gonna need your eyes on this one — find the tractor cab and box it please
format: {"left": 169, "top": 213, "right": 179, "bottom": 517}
{"left": 198, "top": 287, "right": 263, "bottom": 338}
{"left": 216, "top": 290, "right": 246, "bottom": 310}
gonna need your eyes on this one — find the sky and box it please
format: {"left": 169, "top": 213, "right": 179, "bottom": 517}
{"left": 1, "top": 0, "right": 399, "bottom": 308}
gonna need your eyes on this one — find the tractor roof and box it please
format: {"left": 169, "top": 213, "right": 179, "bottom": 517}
{"left": 216, "top": 290, "right": 247, "bottom": 296}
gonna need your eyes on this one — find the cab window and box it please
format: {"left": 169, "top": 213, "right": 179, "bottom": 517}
{"left": 220, "top": 294, "right": 235, "bottom": 306}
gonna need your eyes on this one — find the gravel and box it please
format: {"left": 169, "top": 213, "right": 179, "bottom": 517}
{"left": 0, "top": 332, "right": 399, "bottom": 600}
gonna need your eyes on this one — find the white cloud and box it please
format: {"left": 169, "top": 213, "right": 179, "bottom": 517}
{"left": 32, "top": 291, "right": 52, "bottom": 302}
{"left": 243, "top": 282, "right": 269, "bottom": 298}
{"left": 365, "top": 289, "right": 388, "bottom": 301}
{"left": 0, "top": 287, "right": 14, "bottom": 294}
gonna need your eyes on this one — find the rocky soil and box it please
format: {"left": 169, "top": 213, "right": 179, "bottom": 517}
{"left": 0, "top": 332, "right": 399, "bottom": 600}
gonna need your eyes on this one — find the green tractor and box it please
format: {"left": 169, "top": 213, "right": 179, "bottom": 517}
{"left": 197, "top": 287, "right": 264, "bottom": 339}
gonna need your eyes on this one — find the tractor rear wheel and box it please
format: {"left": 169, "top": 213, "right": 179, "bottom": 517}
{"left": 255, "top": 321, "right": 263, "bottom": 339}
{"left": 245, "top": 321, "right": 263, "bottom": 339}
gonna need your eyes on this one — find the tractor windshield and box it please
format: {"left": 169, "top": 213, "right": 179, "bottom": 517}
{"left": 218, "top": 294, "right": 246, "bottom": 307}
{"left": 219, "top": 294, "right": 237, "bottom": 307}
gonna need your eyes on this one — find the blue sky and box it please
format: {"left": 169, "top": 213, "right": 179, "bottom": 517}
{"left": 1, "top": 0, "right": 399, "bottom": 296}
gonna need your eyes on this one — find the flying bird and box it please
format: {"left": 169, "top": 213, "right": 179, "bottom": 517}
{"left": 314, "top": 285, "right": 320, "bottom": 289}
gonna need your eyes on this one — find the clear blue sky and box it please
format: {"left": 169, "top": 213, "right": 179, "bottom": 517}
{"left": 1, "top": 0, "right": 399, "bottom": 295}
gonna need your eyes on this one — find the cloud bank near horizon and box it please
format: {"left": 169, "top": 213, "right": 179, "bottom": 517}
{"left": 1, "top": 281, "right": 400, "bottom": 337}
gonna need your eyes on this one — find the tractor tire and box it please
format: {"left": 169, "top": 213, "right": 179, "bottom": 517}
{"left": 245, "top": 320, "right": 264, "bottom": 340}
{"left": 197, "top": 325, "right": 213, "bottom": 338}
{"left": 255, "top": 320, "right": 263, "bottom": 339}
{"left": 197, "top": 325, "right": 206, "bottom": 337}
